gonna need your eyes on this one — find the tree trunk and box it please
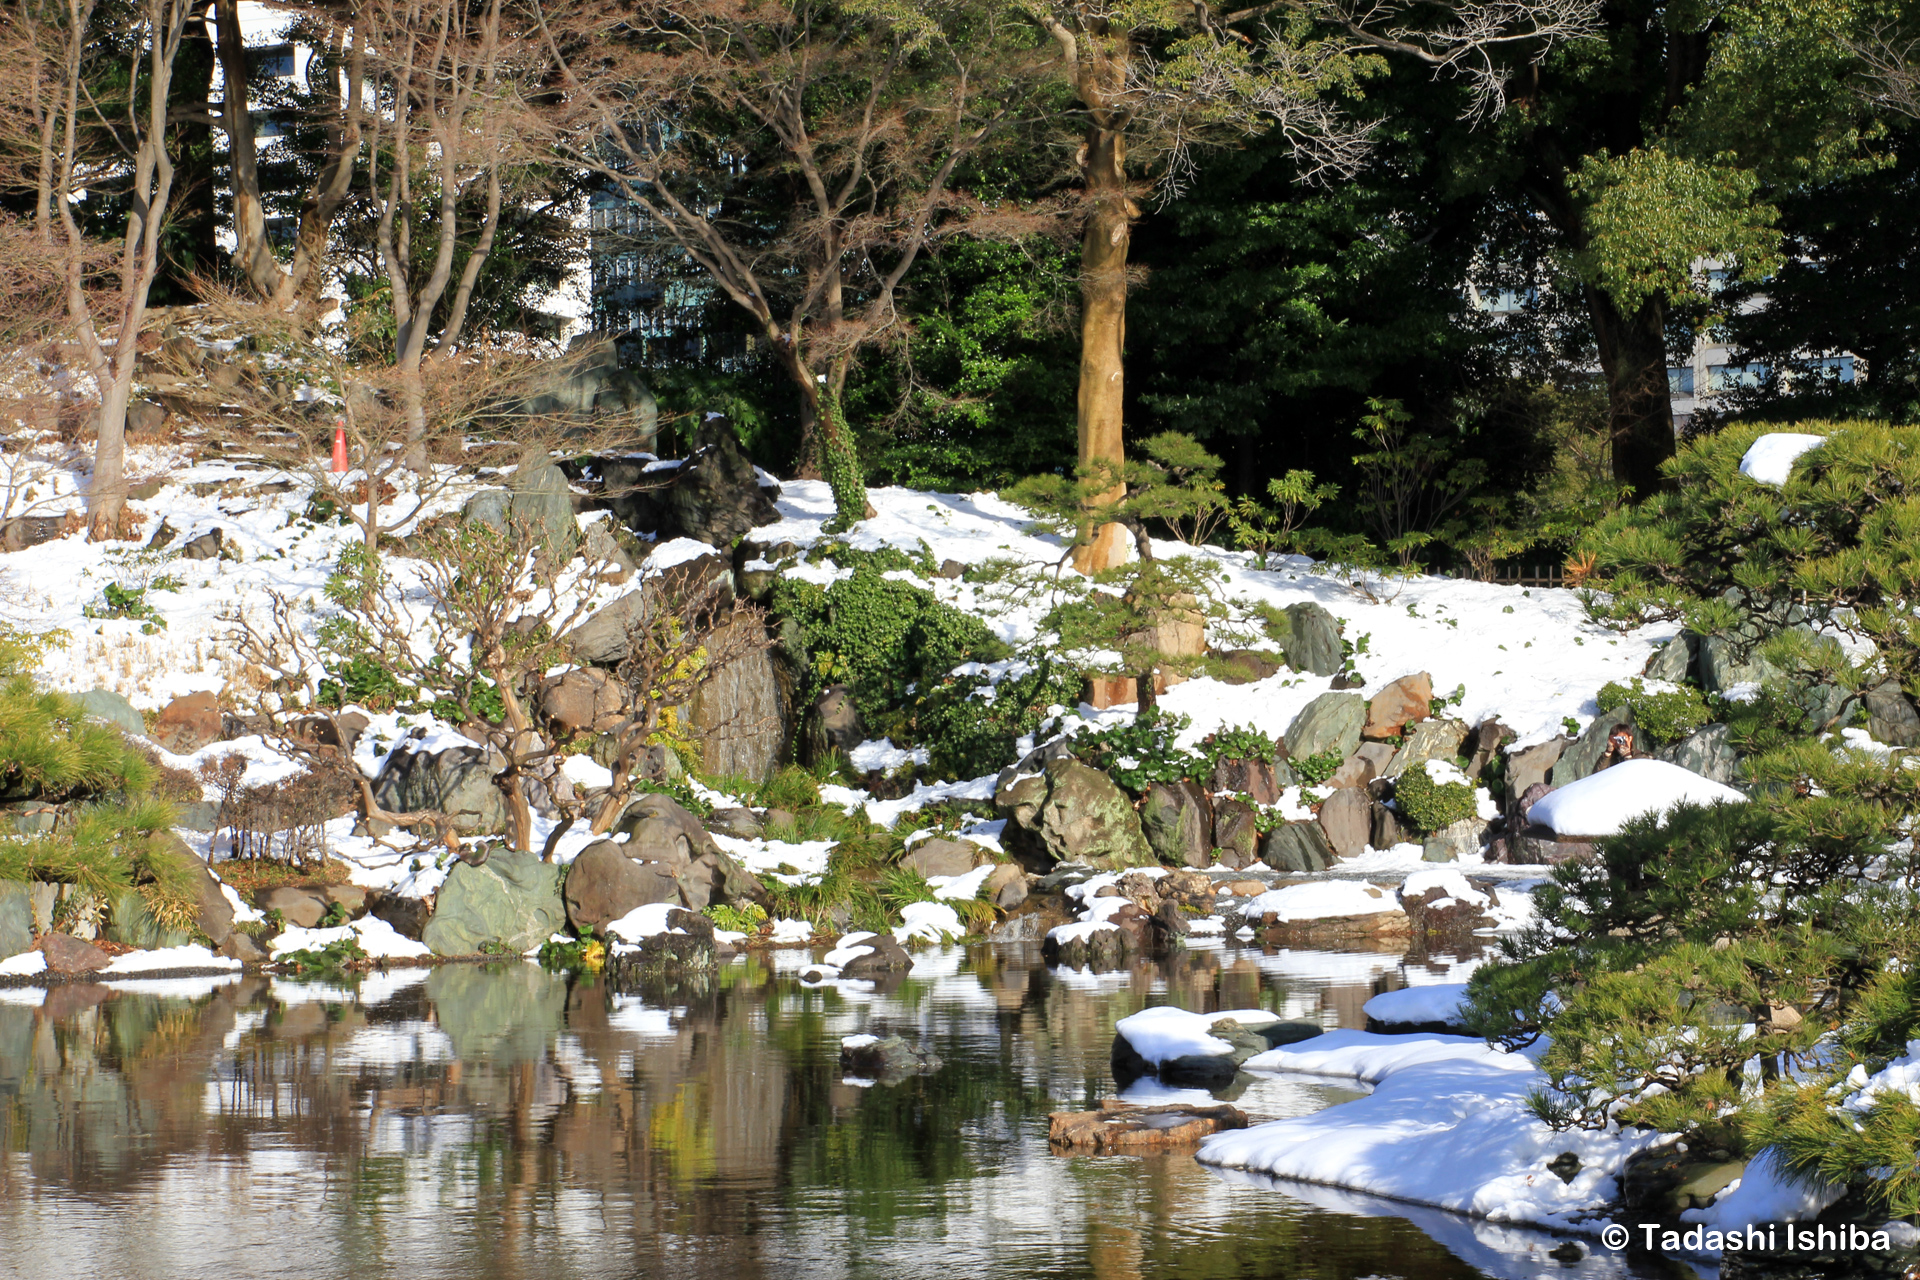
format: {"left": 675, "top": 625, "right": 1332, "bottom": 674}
{"left": 166, "top": 8, "right": 218, "bottom": 300}
{"left": 1072, "top": 121, "right": 1133, "bottom": 574}
{"left": 782, "top": 349, "right": 869, "bottom": 529}
{"left": 88, "top": 377, "right": 133, "bottom": 538}
{"left": 1588, "top": 286, "right": 1675, "bottom": 498}
{"left": 215, "top": 0, "right": 283, "bottom": 298}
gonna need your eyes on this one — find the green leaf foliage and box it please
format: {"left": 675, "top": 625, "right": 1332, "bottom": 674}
{"left": 1391, "top": 759, "right": 1477, "bottom": 832}
{"left": 1595, "top": 678, "right": 1711, "bottom": 746}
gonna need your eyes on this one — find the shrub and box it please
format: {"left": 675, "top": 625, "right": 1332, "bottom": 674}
{"left": 915, "top": 650, "right": 1083, "bottom": 779}
{"left": 0, "top": 798, "right": 197, "bottom": 932}
{"left": 1392, "top": 758, "right": 1477, "bottom": 832}
{"left": 1070, "top": 710, "right": 1206, "bottom": 792}
{"left": 702, "top": 902, "right": 768, "bottom": 934}
{"left": 1290, "top": 747, "right": 1345, "bottom": 786}
{"left": 0, "top": 678, "right": 154, "bottom": 802}
{"left": 1595, "top": 677, "right": 1709, "bottom": 745}
{"left": 1203, "top": 724, "right": 1278, "bottom": 765}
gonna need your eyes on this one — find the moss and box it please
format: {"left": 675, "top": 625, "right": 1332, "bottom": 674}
{"left": 1393, "top": 759, "right": 1477, "bottom": 832}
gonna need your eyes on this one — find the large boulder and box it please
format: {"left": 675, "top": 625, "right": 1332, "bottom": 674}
{"left": 76, "top": 688, "right": 144, "bottom": 737}
{"left": 371, "top": 742, "right": 510, "bottom": 835}
{"left": 900, "top": 839, "right": 981, "bottom": 879}
{"left": 984, "top": 863, "right": 1028, "bottom": 909}
{"left": 422, "top": 850, "right": 566, "bottom": 955}
{"left": 1327, "top": 742, "right": 1395, "bottom": 789}
{"left": 1644, "top": 633, "right": 1696, "bottom": 683}
{"left": 563, "top": 839, "right": 682, "bottom": 933}
{"left": 39, "top": 932, "right": 111, "bottom": 974}
{"left": 1421, "top": 816, "right": 1484, "bottom": 863}
{"left": 1285, "top": 692, "right": 1366, "bottom": 763}
{"left": 689, "top": 613, "right": 784, "bottom": 783}
{"left": 259, "top": 886, "right": 330, "bottom": 929}
{"left": 1383, "top": 718, "right": 1469, "bottom": 780}
{"left": 539, "top": 667, "right": 625, "bottom": 736}
{"left": 509, "top": 462, "right": 579, "bottom": 554}
{"left": 151, "top": 691, "right": 222, "bottom": 754}
{"left": 1363, "top": 672, "right": 1432, "bottom": 741}
{"left": 1210, "top": 798, "right": 1259, "bottom": 867}
{"left": 1506, "top": 736, "right": 1567, "bottom": 801}
{"left": 0, "top": 881, "right": 31, "bottom": 957}
{"left": 1316, "top": 787, "right": 1372, "bottom": 859}
{"left": 1551, "top": 710, "right": 1642, "bottom": 787}
{"left": 1141, "top": 781, "right": 1213, "bottom": 867}
{"left": 103, "top": 888, "right": 194, "bottom": 950}
{"left": 1280, "top": 603, "right": 1343, "bottom": 677}
{"left": 1662, "top": 723, "right": 1740, "bottom": 785}
{"left": 614, "top": 793, "right": 722, "bottom": 868}
{"left": 1210, "top": 757, "right": 1279, "bottom": 805}
{"left": 1865, "top": 681, "right": 1920, "bottom": 748}
{"left": 995, "top": 756, "right": 1155, "bottom": 871}
{"left": 1260, "top": 821, "right": 1333, "bottom": 873}
{"left": 608, "top": 415, "right": 781, "bottom": 546}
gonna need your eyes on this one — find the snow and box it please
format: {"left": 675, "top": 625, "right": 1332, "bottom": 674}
{"left": 1200, "top": 1031, "right": 1664, "bottom": 1232}
{"left": 1364, "top": 983, "right": 1470, "bottom": 1026}
{"left": 1739, "top": 433, "right": 1826, "bottom": 485}
{"left": 1527, "top": 758, "right": 1747, "bottom": 837}
{"left": 1244, "top": 880, "right": 1401, "bottom": 922}
{"left": 1114, "top": 1005, "right": 1283, "bottom": 1066}
{"left": 847, "top": 738, "right": 929, "bottom": 773}
{"left": 605, "top": 902, "right": 686, "bottom": 942}
{"left": 841, "top": 1033, "right": 879, "bottom": 1049}
{"left": 925, "top": 863, "right": 995, "bottom": 901}
{"left": 768, "top": 917, "right": 815, "bottom": 945}
{"left": 1837, "top": 1039, "right": 1920, "bottom": 1112}
{"left": 269, "top": 916, "right": 433, "bottom": 960}
{"left": 101, "top": 944, "right": 244, "bottom": 974}
{"left": 0, "top": 950, "right": 48, "bottom": 977}
{"left": 821, "top": 932, "right": 879, "bottom": 969}
{"left": 1677, "top": 1147, "right": 1845, "bottom": 1235}
{"left": 711, "top": 832, "right": 835, "bottom": 887}
{"left": 893, "top": 900, "right": 964, "bottom": 944}
{"left": 1400, "top": 868, "right": 1489, "bottom": 909}
{"left": 561, "top": 752, "right": 614, "bottom": 790}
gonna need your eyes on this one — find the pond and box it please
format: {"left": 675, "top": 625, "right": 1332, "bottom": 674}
{"left": 0, "top": 942, "right": 1690, "bottom": 1280}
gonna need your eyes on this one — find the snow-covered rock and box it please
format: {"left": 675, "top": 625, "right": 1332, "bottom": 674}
{"left": 1526, "top": 758, "right": 1745, "bottom": 837}
{"left": 1739, "top": 433, "right": 1826, "bottom": 485}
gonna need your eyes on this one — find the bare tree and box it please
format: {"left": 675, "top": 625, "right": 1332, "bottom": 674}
{"left": 5, "top": 0, "right": 199, "bottom": 538}
{"left": 535, "top": 0, "right": 1052, "bottom": 531}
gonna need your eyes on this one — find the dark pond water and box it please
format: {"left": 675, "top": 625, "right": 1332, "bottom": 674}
{"left": 0, "top": 942, "right": 1694, "bottom": 1280}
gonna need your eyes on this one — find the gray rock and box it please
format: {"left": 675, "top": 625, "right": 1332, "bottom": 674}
{"left": 838, "top": 933, "right": 914, "bottom": 977}
{"left": 1285, "top": 692, "right": 1366, "bottom": 763}
{"left": 103, "top": 888, "right": 194, "bottom": 950}
{"left": 462, "top": 487, "right": 512, "bottom": 532}
{"left": 1506, "top": 737, "right": 1568, "bottom": 801}
{"left": 688, "top": 613, "right": 783, "bottom": 784}
{"left": 1645, "top": 634, "right": 1696, "bottom": 683}
{"left": 900, "top": 839, "right": 980, "bottom": 879}
{"left": 1865, "top": 681, "right": 1920, "bottom": 747}
{"left": 509, "top": 462, "right": 579, "bottom": 554}
{"left": 371, "top": 742, "right": 510, "bottom": 835}
{"left": 76, "top": 688, "right": 144, "bottom": 736}
{"left": 610, "top": 416, "right": 781, "bottom": 546}
{"left": 179, "top": 527, "right": 225, "bottom": 560}
{"left": 840, "top": 1033, "right": 941, "bottom": 1080}
{"left": 1260, "top": 821, "right": 1332, "bottom": 873}
{"left": 173, "top": 801, "right": 219, "bottom": 832}
{"left": 422, "top": 850, "right": 567, "bottom": 955}
{"left": 1551, "top": 710, "right": 1639, "bottom": 787}
{"left": 706, "top": 807, "right": 764, "bottom": 839}
{"left": 995, "top": 756, "right": 1155, "bottom": 871}
{"left": 367, "top": 889, "right": 433, "bottom": 940}
{"left": 1699, "top": 634, "right": 1781, "bottom": 695}
{"left": 564, "top": 588, "right": 646, "bottom": 666}
{"left": 1111, "top": 1016, "right": 1322, "bottom": 1085}
{"left": 1371, "top": 800, "right": 1413, "bottom": 850}
{"left": 0, "top": 881, "right": 31, "bottom": 959}
{"left": 1383, "top": 718, "right": 1469, "bottom": 781}
{"left": 1281, "top": 603, "right": 1343, "bottom": 677}
{"left": 1316, "top": 787, "right": 1372, "bottom": 860}
{"left": 1661, "top": 723, "right": 1740, "bottom": 785}
{"left": 613, "top": 793, "right": 724, "bottom": 869}
{"left": 1210, "top": 798, "right": 1259, "bottom": 867}
{"left": 986, "top": 912, "right": 1052, "bottom": 943}
{"left": 259, "top": 886, "right": 330, "bottom": 929}
{"left": 674, "top": 847, "right": 766, "bottom": 911}
{"left": 804, "top": 685, "right": 864, "bottom": 767}
{"left": 1141, "top": 781, "right": 1212, "bottom": 867}
{"left": 563, "top": 839, "right": 682, "bottom": 933}
{"left": 984, "top": 863, "right": 1027, "bottom": 909}
{"left": 1421, "top": 816, "right": 1484, "bottom": 863}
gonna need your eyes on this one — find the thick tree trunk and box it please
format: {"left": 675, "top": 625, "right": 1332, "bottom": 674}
{"left": 167, "top": 9, "right": 217, "bottom": 298}
{"left": 1588, "top": 287, "right": 1675, "bottom": 498}
{"left": 1072, "top": 121, "right": 1133, "bottom": 574}
{"left": 215, "top": 0, "right": 281, "bottom": 297}
{"left": 88, "top": 376, "right": 133, "bottom": 537}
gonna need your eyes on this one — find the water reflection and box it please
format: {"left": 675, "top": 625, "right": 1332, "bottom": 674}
{"left": 1, "top": 944, "right": 1684, "bottom": 1280}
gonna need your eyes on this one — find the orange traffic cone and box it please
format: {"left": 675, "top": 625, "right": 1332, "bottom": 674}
{"left": 330, "top": 417, "right": 349, "bottom": 472}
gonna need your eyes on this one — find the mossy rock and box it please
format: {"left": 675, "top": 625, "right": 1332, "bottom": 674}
{"left": 421, "top": 850, "right": 566, "bottom": 956}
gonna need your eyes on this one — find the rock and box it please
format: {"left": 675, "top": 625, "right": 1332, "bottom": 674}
{"left": 1210, "top": 798, "right": 1259, "bottom": 867}
{"left": 1422, "top": 816, "right": 1485, "bottom": 862}
{"left": 1644, "top": 633, "right": 1696, "bottom": 682}
{"left": 1281, "top": 603, "right": 1342, "bottom": 676}
{"left": 37, "top": 932, "right": 110, "bottom": 974}
{"left": 1551, "top": 711, "right": 1641, "bottom": 787}
{"left": 688, "top": 613, "right": 783, "bottom": 783}
{"left": 706, "top": 807, "right": 764, "bottom": 839}
{"left": 1285, "top": 692, "right": 1366, "bottom": 762}
{"left": 564, "top": 589, "right": 647, "bottom": 666}
{"left": 367, "top": 889, "right": 433, "bottom": 940}
{"left": 1370, "top": 800, "right": 1414, "bottom": 850}
{"left": 1042, "top": 907, "right": 1149, "bottom": 968}
{"left": 1316, "top": 787, "right": 1372, "bottom": 860}
{"left": 839, "top": 1033, "right": 941, "bottom": 1080}
{"left": 900, "top": 839, "right": 981, "bottom": 879}
{"left": 1700, "top": 633, "right": 1781, "bottom": 695}
{"left": 580, "top": 517, "right": 639, "bottom": 582}
{"left": 995, "top": 756, "right": 1155, "bottom": 871}
{"left": 1261, "top": 820, "right": 1333, "bottom": 873}
{"left": 1661, "top": 722, "right": 1740, "bottom": 785}
{"left": 508, "top": 462, "right": 579, "bottom": 554}
{"left": 1326, "top": 742, "right": 1394, "bottom": 789}
{"left": 127, "top": 399, "right": 167, "bottom": 437}
{"left": 1110, "top": 1016, "right": 1323, "bottom": 1086}
{"left": 103, "top": 888, "right": 194, "bottom": 950}
{"left": 151, "top": 691, "right": 222, "bottom": 754}
{"left": 463, "top": 487, "right": 512, "bottom": 532}
{"left": 2, "top": 515, "right": 69, "bottom": 552}
{"left": 1048, "top": 1101, "right": 1250, "bottom": 1153}
{"left": 564, "top": 840, "right": 682, "bottom": 934}
{"left": 1506, "top": 737, "right": 1567, "bottom": 801}
{"left": 539, "top": 667, "right": 624, "bottom": 736}
{"left": 614, "top": 794, "right": 724, "bottom": 869}
{"left": 0, "top": 881, "right": 32, "bottom": 957}
{"left": 984, "top": 863, "right": 1028, "bottom": 909}
{"left": 371, "top": 742, "right": 510, "bottom": 835}
{"left": 937, "top": 558, "right": 965, "bottom": 579}
{"left": 76, "top": 688, "right": 144, "bottom": 737}
{"left": 673, "top": 847, "right": 766, "bottom": 911}
{"left": 259, "top": 886, "right": 330, "bottom": 929}
{"left": 1864, "top": 681, "right": 1920, "bottom": 747}
{"left": 804, "top": 684, "right": 864, "bottom": 767}
{"left": 614, "top": 415, "right": 781, "bottom": 546}
{"left": 218, "top": 932, "right": 268, "bottom": 963}
{"left": 1463, "top": 718, "right": 1511, "bottom": 780}
{"left": 421, "top": 850, "right": 567, "bottom": 955}
{"left": 1141, "top": 781, "right": 1213, "bottom": 867}
{"left": 1210, "top": 756, "right": 1279, "bottom": 805}
{"left": 1214, "top": 649, "right": 1281, "bottom": 685}
{"left": 179, "top": 527, "right": 226, "bottom": 560}
{"left": 1363, "top": 672, "right": 1432, "bottom": 740}
{"left": 838, "top": 933, "right": 914, "bottom": 977}
{"left": 191, "top": 854, "right": 235, "bottom": 946}
{"left": 1383, "top": 718, "right": 1469, "bottom": 780}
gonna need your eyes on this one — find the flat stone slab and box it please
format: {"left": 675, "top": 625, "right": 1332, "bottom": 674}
{"left": 1049, "top": 1100, "right": 1250, "bottom": 1153}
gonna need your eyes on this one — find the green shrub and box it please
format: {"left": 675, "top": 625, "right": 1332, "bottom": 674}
{"left": 1595, "top": 677, "right": 1710, "bottom": 745}
{"left": 1392, "top": 758, "right": 1477, "bottom": 832}
{"left": 0, "top": 798, "right": 196, "bottom": 932}
{"left": 537, "top": 927, "right": 607, "bottom": 972}
{"left": 277, "top": 935, "right": 369, "bottom": 977}
{"left": 916, "top": 650, "right": 1083, "bottom": 779}
{"left": 1070, "top": 710, "right": 1206, "bottom": 792}
{"left": 0, "top": 624, "right": 66, "bottom": 679}
{"left": 702, "top": 902, "right": 768, "bottom": 934}
{"left": 1204, "top": 724, "right": 1278, "bottom": 765}
{"left": 1290, "top": 747, "right": 1345, "bottom": 786}
{"left": 0, "top": 678, "right": 155, "bottom": 802}
{"left": 82, "top": 581, "right": 168, "bottom": 631}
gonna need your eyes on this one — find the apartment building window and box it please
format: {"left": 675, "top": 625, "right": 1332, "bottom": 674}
{"left": 1668, "top": 367, "right": 1695, "bottom": 395}
{"left": 1707, "top": 363, "right": 1769, "bottom": 391}
{"left": 1800, "top": 356, "right": 1856, "bottom": 383}
{"left": 248, "top": 44, "right": 295, "bottom": 79}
